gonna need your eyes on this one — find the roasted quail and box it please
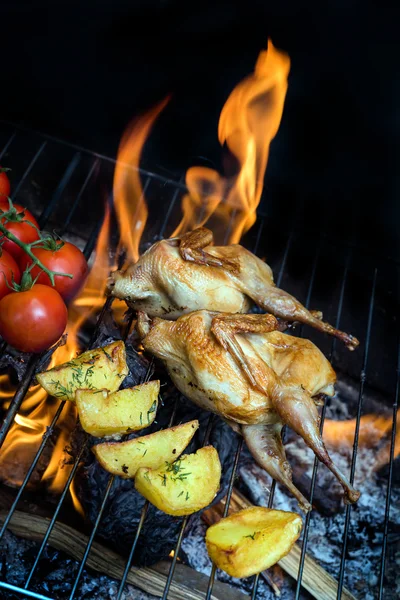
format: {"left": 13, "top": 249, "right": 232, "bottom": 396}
{"left": 108, "top": 228, "right": 359, "bottom": 350}
{"left": 137, "top": 310, "right": 361, "bottom": 511}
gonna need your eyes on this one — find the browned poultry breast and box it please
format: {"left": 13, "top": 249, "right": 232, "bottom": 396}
{"left": 108, "top": 227, "right": 359, "bottom": 350}
{"left": 137, "top": 310, "right": 360, "bottom": 511}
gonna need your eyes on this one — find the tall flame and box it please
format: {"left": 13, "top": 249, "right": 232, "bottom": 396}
{"left": 173, "top": 40, "right": 290, "bottom": 243}
{"left": 113, "top": 97, "right": 170, "bottom": 263}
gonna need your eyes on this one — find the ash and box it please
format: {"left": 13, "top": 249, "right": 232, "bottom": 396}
{"left": 1, "top": 373, "right": 398, "bottom": 600}
{"left": 181, "top": 377, "right": 400, "bottom": 599}
{"left": 0, "top": 530, "right": 158, "bottom": 600}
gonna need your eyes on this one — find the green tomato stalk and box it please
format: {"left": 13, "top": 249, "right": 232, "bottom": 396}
{"left": 0, "top": 197, "right": 73, "bottom": 289}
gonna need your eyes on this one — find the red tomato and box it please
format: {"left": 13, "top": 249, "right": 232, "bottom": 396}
{"left": 0, "top": 249, "right": 21, "bottom": 300}
{"left": 0, "top": 199, "right": 40, "bottom": 260}
{"left": 0, "top": 169, "right": 10, "bottom": 199}
{"left": 0, "top": 284, "right": 67, "bottom": 353}
{"left": 20, "top": 241, "right": 88, "bottom": 302}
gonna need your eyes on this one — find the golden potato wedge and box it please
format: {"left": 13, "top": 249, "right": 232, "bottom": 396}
{"left": 205, "top": 506, "right": 302, "bottom": 578}
{"left": 75, "top": 380, "right": 159, "bottom": 437}
{"left": 37, "top": 341, "right": 128, "bottom": 401}
{"left": 92, "top": 419, "right": 199, "bottom": 478}
{"left": 135, "top": 446, "right": 221, "bottom": 516}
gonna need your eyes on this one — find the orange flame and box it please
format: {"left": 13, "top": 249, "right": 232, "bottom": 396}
{"left": 323, "top": 414, "right": 400, "bottom": 471}
{"left": 113, "top": 97, "right": 170, "bottom": 263}
{"left": 173, "top": 40, "right": 290, "bottom": 243}
{"left": 0, "top": 207, "right": 114, "bottom": 516}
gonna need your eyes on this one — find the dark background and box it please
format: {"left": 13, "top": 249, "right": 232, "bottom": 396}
{"left": 0, "top": 0, "right": 399, "bottom": 259}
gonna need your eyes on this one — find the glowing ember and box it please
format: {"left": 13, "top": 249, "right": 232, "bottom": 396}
{"left": 323, "top": 413, "right": 400, "bottom": 470}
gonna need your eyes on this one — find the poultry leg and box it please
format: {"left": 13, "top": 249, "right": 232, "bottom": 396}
{"left": 175, "top": 227, "right": 358, "bottom": 349}
{"left": 242, "top": 422, "right": 312, "bottom": 512}
{"left": 272, "top": 386, "right": 361, "bottom": 504}
{"left": 210, "top": 313, "right": 279, "bottom": 391}
{"left": 213, "top": 316, "right": 361, "bottom": 503}
{"left": 247, "top": 285, "right": 359, "bottom": 351}
{"left": 175, "top": 227, "right": 240, "bottom": 273}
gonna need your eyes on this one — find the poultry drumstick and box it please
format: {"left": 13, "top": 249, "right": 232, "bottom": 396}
{"left": 137, "top": 310, "right": 360, "bottom": 511}
{"left": 108, "top": 227, "right": 359, "bottom": 350}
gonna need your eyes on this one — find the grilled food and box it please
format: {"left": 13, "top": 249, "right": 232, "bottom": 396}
{"left": 205, "top": 507, "right": 302, "bottom": 578}
{"left": 135, "top": 446, "right": 222, "bottom": 516}
{"left": 108, "top": 227, "right": 358, "bottom": 350}
{"left": 92, "top": 420, "right": 199, "bottom": 478}
{"left": 37, "top": 341, "right": 128, "bottom": 401}
{"left": 137, "top": 310, "right": 360, "bottom": 510}
{"left": 75, "top": 380, "right": 159, "bottom": 438}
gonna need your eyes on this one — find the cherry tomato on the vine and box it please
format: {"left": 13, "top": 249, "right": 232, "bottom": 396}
{"left": 20, "top": 240, "right": 88, "bottom": 302}
{"left": 0, "top": 249, "right": 21, "bottom": 301}
{"left": 0, "top": 284, "right": 68, "bottom": 353}
{"left": 0, "top": 199, "right": 40, "bottom": 260}
{"left": 0, "top": 168, "right": 10, "bottom": 199}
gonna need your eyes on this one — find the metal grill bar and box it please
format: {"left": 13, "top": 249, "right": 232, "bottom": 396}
{"left": 60, "top": 159, "right": 99, "bottom": 235}
{"left": 294, "top": 250, "right": 352, "bottom": 599}
{"left": 115, "top": 398, "right": 180, "bottom": 600}
{"left": 0, "top": 581, "right": 53, "bottom": 600}
{"left": 0, "top": 356, "right": 40, "bottom": 448}
{"left": 0, "top": 400, "right": 66, "bottom": 542}
{"left": 0, "top": 124, "right": 396, "bottom": 600}
{"left": 10, "top": 141, "right": 47, "bottom": 200}
{"left": 378, "top": 335, "right": 400, "bottom": 598}
{"left": 24, "top": 442, "right": 87, "bottom": 588}
{"left": 205, "top": 438, "right": 244, "bottom": 600}
{"left": 0, "top": 130, "right": 17, "bottom": 161}
{"left": 336, "top": 268, "right": 377, "bottom": 597}
{"left": 38, "top": 152, "right": 81, "bottom": 228}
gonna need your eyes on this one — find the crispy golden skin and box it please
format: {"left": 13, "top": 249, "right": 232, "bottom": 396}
{"left": 139, "top": 310, "right": 360, "bottom": 510}
{"left": 108, "top": 227, "right": 358, "bottom": 350}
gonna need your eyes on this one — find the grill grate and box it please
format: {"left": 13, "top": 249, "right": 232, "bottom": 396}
{"left": 0, "top": 122, "right": 398, "bottom": 600}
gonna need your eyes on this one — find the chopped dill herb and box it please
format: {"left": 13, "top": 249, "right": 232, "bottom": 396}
{"left": 159, "top": 474, "right": 167, "bottom": 486}
{"left": 101, "top": 347, "right": 113, "bottom": 361}
{"left": 244, "top": 532, "right": 257, "bottom": 540}
{"left": 185, "top": 492, "right": 190, "bottom": 501}
{"left": 178, "top": 491, "right": 184, "bottom": 497}
{"left": 143, "top": 471, "right": 151, "bottom": 483}
{"left": 147, "top": 400, "right": 157, "bottom": 423}
{"left": 137, "top": 441, "right": 145, "bottom": 445}
{"left": 142, "top": 449, "right": 147, "bottom": 457}
{"left": 140, "top": 412, "right": 143, "bottom": 425}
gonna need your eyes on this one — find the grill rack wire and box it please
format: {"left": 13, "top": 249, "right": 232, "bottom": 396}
{"left": 0, "top": 122, "right": 397, "bottom": 600}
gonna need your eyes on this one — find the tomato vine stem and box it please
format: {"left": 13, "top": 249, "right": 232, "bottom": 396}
{"left": 0, "top": 200, "right": 73, "bottom": 287}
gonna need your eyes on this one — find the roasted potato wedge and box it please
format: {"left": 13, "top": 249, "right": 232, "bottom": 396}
{"left": 92, "top": 419, "right": 199, "bottom": 478}
{"left": 37, "top": 341, "right": 128, "bottom": 401}
{"left": 135, "top": 446, "right": 221, "bottom": 516}
{"left": 75, "top": 380, "right": 159, "bottom": 437}
{"left": 205, "top": 507, "right": 302, "bottom": 578}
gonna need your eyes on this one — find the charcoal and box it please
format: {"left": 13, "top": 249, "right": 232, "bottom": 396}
{"left": 72, "top": 339, "right": 237, "bottom": 566}
{"left": 75, "top": 396, "right": 236, "bottom": 566}
{"left": 0, "top": 334, "right": 67, "bottom": 382}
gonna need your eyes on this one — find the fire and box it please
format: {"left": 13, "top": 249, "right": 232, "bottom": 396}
{"left": 0, "top": 39, "right": 290, "bottom": 514}
{"left": 0, "top": 207, "right": 113, "bottom": 514}
{"left": 173, "top": 40, "right": 290, "bottom": 243}
{"left": 323, "top": 413, "right": 400, "bottom": 471}
{"left": 113, "top": 97, "right": 170, "bottom": 263}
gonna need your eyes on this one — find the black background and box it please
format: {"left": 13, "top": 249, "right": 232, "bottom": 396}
{"left": 0, "top": 0, "right": 399, "bottom": 258}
